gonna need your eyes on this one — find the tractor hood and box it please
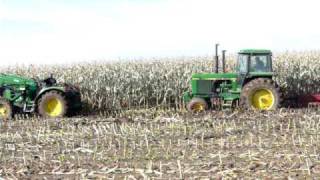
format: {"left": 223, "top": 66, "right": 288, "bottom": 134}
{"left": 191, "top": 73, "right": 238, "bottom": 80}
{"left": 0, "top": 73, "right": 36, "bottom": 86}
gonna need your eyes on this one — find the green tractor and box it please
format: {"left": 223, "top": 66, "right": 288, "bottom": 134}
{"left": 0, "top": 74, "right": 81, "bottom": 119}
{"left": 183, "top": 44, "right": 281, "bottom": 112}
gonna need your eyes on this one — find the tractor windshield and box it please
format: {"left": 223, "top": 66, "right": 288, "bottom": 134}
{"left": 250, "top": 55, "right": 272, "bottom": 72}
{"left": 237, "top": 54, "right": 248, "bottom": 73}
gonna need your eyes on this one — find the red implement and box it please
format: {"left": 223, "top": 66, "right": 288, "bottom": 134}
{"left": 297, "top": 94, "right": 320, "bottom": 107}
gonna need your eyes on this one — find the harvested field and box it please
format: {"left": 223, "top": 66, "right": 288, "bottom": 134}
{"left": 1, "top": 109, "right": 320, "bottom": 179}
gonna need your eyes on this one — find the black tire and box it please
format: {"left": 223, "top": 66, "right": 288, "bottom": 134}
{"left": 0, "top": 98, "right": 13, "bottom": 120}
{"left": 240, "top": 78, "right": 281, "bottom": 110}
{"left": 187, "top": 97, "right": 208, "bottom": 112}
{"left": 38, "top": 91, "right": 68, "bottom": 118}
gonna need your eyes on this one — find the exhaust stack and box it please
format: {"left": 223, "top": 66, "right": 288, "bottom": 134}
{"left": 222, "top": 50, "right": 226, "bottom": 73}
{"left": 215, "top": 44, "right": 219, "bottom": 73}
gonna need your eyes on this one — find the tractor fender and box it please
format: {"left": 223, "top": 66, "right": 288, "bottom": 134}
{"left": 35, "top": 87, "right": 65, "bottom": 104}
{"left": 242, "top": 76, "right": 272, "bottom": 87}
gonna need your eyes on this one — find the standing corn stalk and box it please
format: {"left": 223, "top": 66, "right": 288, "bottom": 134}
{"left": 1, "top": 51, "right": 320, "bottom": 112}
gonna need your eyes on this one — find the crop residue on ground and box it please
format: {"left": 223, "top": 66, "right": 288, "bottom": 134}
{"left": 1, "top": 109, "right": 320, "bottom": 178}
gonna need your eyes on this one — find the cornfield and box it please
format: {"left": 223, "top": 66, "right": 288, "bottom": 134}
{"left": 1, "top": 51, "right": 320, "bottom": 112}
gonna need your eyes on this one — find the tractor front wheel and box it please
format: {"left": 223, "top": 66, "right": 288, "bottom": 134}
{"left": 0, "top": 98, "right": 12, "bottom": 120}
{"left": 187, "top": 97, "right": 208, "bottom": 113}
{"left": 38, "top": 91, "right": 68, "bottom": 118}
{"left": 240, "top": 78, "right": 280, "bottom": 110}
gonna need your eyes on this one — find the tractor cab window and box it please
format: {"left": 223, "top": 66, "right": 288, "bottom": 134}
{"left": 237, "top": 54, "right": 248, "bottom": 73}
{"left": 250, "top": 55, "right": 271, "bottom": 72}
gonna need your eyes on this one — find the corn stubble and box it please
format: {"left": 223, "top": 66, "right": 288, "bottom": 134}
{"left": 1, "top": 109, "right": 320, "bottom": 178}
{"left": 1, "top": 51, "right": 320, "bottom": 111}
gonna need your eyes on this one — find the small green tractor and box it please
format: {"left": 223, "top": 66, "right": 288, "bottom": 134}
{"left": 183, "top": 44, "right": 281, "bottom": 112}
{"left": 0, "top": 74, "right": 81, "bottom": 119}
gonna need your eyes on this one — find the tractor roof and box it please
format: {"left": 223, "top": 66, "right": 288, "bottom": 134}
{"left": 238, "top": 49, "right": 271, "bottom": 54}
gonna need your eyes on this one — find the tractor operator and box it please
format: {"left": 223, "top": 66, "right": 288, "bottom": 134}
{"left": 254, "top": 56, "right": 266, "bottom": 71}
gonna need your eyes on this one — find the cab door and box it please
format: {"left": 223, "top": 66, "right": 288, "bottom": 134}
{"left": 237, "top": 54, "right": 249, "bottom": 86}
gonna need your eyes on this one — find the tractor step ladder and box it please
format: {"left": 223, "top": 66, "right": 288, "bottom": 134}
{"left": 222, "top": 100, "right": 233, "bottom": 109}
{"left": 23, "top": 103, "right": 35, "bottom": 112}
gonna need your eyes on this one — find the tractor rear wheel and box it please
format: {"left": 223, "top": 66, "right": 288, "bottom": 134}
{"left": 38, "top": 91, "right": 68, "bottom": 118}
{"left": 187, "top": 97, "right": 208, "bottom": 113}
{"left": 0, "top": 98, "right": 12, "bottom": 120}
{"left": 240, "top": 78, "right": 280, "bottom": 110}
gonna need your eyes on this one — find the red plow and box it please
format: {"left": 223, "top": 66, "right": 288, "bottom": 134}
{"left": 292, "top": 94, "right": 320, "bottom": 108}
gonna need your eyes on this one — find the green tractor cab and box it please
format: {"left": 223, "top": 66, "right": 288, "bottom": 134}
{"left": 0, "top": 74, "right": 81, "bottom": 119}
{"left": 184, "top": 44, "right": 280, "bottom": 112}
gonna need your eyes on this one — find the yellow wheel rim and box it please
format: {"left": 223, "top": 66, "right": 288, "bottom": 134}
{"left": 44, "top": 98, "right": 63, "bottom": 117}
{"left": 251, "top": 89, "right": 275, "bottom": 110}
{"left": 0, "top": 104, "right": 8, "bottom": 118}
{"left": 192, "top": 102, "right": 205, "bottom": 112}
